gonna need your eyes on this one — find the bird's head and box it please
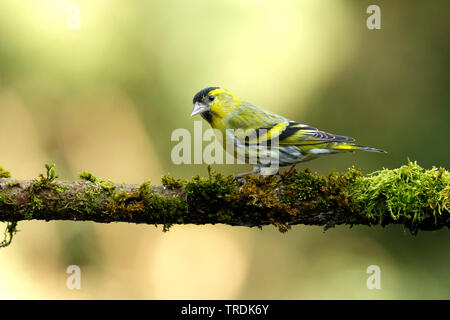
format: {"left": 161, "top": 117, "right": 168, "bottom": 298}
{"left": 191, "top": 87, "right": 241, "bottom": 122}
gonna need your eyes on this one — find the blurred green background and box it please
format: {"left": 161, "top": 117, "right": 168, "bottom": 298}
{"left": 0, "top": 0, "right": 449, "bottom": 299}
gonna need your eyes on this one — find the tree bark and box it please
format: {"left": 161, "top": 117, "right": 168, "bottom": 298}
{"left": 1, "top": 163, "right": 448, "bottom": 235}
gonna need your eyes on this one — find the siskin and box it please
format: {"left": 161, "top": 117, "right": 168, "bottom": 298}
{"left": 191, "top": 87, "right": 386, "bottom": 177}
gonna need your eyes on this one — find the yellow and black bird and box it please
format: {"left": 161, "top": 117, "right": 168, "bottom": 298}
{"left": 191, "top": 87, "right": 386, "bottom": 176}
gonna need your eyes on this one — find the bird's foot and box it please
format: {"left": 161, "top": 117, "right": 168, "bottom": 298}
{"left": 280, "top": 165, "right": 296, "bottom": 179}
{"left": 233, "top": 167, "right": 262, "bottom": 184}
{"left": 233, "top": 171, "right": 253, "bottom": 184}
{"left": 275, "top": 165, "right": 296, "bottom": 186}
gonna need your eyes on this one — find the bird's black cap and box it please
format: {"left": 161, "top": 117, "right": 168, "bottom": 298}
{"left": 193, "top": 87, "right": 220, "bottom": 104}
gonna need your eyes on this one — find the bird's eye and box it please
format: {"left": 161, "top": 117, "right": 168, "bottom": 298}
{"left": 208, "top": 95, "right": 215, "bottom": 102}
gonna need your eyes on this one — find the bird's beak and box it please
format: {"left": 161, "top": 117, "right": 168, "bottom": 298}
{"left": 190, "top": 102, "right": 210, "bottom": 117}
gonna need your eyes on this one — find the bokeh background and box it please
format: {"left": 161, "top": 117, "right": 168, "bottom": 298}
{"left": 0, "top": 0, "right": 449, "bottom": 299}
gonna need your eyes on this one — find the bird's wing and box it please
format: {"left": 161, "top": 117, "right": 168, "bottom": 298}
{"left": 277, "top": 121, "right": 355, "bottom": 145}
{"left": 226, "top": 102, "right": 354, "bottom": 146}
{"left": 225, "top": 102, "right": 290, "bottom": 144}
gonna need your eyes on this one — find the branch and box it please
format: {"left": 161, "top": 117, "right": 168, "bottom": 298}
{"left": 0, "top": 162, "right": 449, "bottom": 238}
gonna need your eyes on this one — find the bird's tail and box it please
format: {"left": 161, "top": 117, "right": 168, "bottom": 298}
{"left": 329, "top": 143, "right": 387, "bottom": 153}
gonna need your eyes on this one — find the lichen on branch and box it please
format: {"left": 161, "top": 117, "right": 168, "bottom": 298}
{"left": 0, "top": 161, "right": 449, "bottom": 244}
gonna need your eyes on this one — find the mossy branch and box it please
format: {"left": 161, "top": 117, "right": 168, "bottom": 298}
{"left": 0, "top": 162, "right": 449, "bottom": 244}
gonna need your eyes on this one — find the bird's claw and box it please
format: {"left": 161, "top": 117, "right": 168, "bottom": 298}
{"left": 235, "top": 177, "right": 247, "bottom": 185}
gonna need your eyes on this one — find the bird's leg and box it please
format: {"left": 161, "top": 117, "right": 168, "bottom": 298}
{"left": 233, "top": 166, "right": 261, "bottom": 181}
{"left": 274, "top": 165, "right": 296, "bottom": 187}
{"left": 233, "top": 170, "right": 254, "bottom": 180}
{"left": 279, "top": 165, "right": 296, "bottom": 180}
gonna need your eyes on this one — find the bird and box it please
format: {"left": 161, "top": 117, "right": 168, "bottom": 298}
{"left": 190, "top": 87, "right": 386, "bottom": 177}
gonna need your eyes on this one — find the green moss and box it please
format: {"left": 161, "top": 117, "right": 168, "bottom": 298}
{"left": 438, "top": 185, "right": 450, "bottom": 214}
{"left": 0, "top": 221, "right": 18, "bottom": 248}
{"left": 184, "top": 168, "right": 236, "bottom": 221}
{"left": 282, "top": 169, "right": 326, "bottom": 203}
{"left": 20, "top": 164, "right": 69, "bottom": 220}
{"left": 1, "top": 161, "right": 448, "bottom": 235}
{"left": 30, "top": 195, "right": 43, "bottom": 211}
{"left": 0, "top": 192, "right": 17, "bottom": 208}
{"left": 79, "top": 171, "right": 99, "bottom": 183}
{"left": 77, "top": 172, "right": 117, "bottom": 214}
{"left": 229, "top": 175, "right": 295, "bottom": 232}
{"left": 280, "top": 167, "right": 362, "bottom": 216}
{"left": 108, "top": 179, "right": 187, "bottom": 231}
{"left": 7, "top": 182, "right": 21, "bottom": 188}
{"left": 161, "top": 174, "right": 187, "bottom": 190}
{"left": 0, "top": 167, "right": 11, "bottom": 179}
{"left": 0, "top": 194, "right": 6, "bottom": 207}
{"left": 71, "top": 176, "right": 116, "bottom": 216}
{"left": 351, "top": 160, "right": 450, "bottom": 230}
{"left": 98, "top": 180, "right": 116, "bottom": 196}
{"left": 29, "top": 164, "right": 68, "bottom": 196}
{"left": 144, "top": 192, "right": 187, "bottom": 232}
{"left": 277, "top": 162, "right": 449, "bottom": 232}
{"left": 182, "top": 163, "right": 448, "bottom": 232}
{"left": 36, "top": 164, "right": 57, "bottom": 187}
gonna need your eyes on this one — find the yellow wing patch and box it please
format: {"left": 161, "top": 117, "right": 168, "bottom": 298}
{"left": 233, "top": 121, "right": 290, "bottom": 144}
